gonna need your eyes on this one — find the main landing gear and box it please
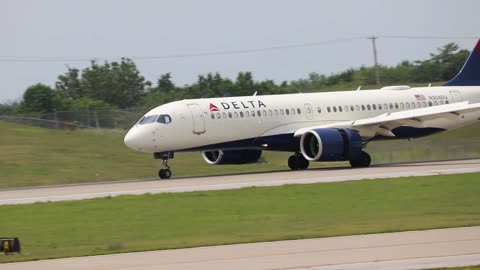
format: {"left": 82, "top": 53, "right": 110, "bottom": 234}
{"left": 288, "top": 152, "right": 309, "bottom": 170}
{"left": 154, "top": 152, "right": 174, "bottom": 179}
{"left": 349, "top": 151, "right": 371, "bottom": 168}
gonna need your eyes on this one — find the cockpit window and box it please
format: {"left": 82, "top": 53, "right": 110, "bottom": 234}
{"left": 157, "top": 114, "right": 172, "bottom": 124}
{"left": 138, "top": 115, "right": 158, "bottom": 125}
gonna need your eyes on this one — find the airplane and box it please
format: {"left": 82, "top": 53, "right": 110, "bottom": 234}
{"left": 124, "top": 39, "right": 480, "bottom": 179}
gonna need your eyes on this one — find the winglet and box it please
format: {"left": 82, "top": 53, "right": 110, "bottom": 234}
{"left": 444, "top": 39, "right": 480, "bottom": 86}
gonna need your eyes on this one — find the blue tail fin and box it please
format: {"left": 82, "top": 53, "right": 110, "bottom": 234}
{"left": 443, "top": 39, "right": 480, "bottom": 86}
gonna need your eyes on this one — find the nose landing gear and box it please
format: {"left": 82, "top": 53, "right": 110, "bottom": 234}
{"left": 154, "top": 152, "right": 174, "bottom": 179}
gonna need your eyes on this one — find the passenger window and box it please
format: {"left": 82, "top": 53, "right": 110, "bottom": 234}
{"left": 440, "top": 100, "right": 444, "bottom": 105}
{"left": 338, "top": 106, "right": 343, "bottom": 112}
{"left": 446, "top": 100, "right": 449, "bottom": 104}
{"left": 317, "top": 107, "right": 322, "bottom": 113}
{"left": 355, "top": 105, "right": 360, "bottom": 111}
{"left": 251, "top": 111, "right": 255, "bottom": 117}
{"left": 246, "top": 111, "right": 250, "bottom": 117}
{"left": 333, "top": 106, "right": 337, "bottom": 112}
{"left": 274, "top": 109, "right": 279, "bottom": 116}
{"left": 434, "top": 101, "right": 438, "bottom": 106}
{"left": 428, "top": 101, "right": 433, "bottom": 107}
{"left": 240, "top": 111, "right": 244, "bottom": 118}
{"left": 286, "top": 109, "right": 290, "bottom": 115}
{"left": 411, "top": 102, "right": 415, "bottom": 108}
{"left": 378, "top": 104, "right": 382, "bottom": 110}
{"left": 297, "top": 108, "right": 301, "bottom": 114}
{"left": 222, "top": 112, "right": 227, "bottom": 119}
{"left": 361, "top": 105, "right": 365, "bottom": 111}
{"left": 262, "top": 110, "right": 267, "bottom": 116}
{"left": 291, "top": 109, "right": 295, "bottom": 115}
{"left": 384, "top": 103, "right": 388, "bottom": 110}
{"left": 210, "top": 113, "right": 215, "bottom": 119}
{"left": 367, "top": 104, "right": 371, "bottom": 110}
{"left": 327, "top": 107, "right": 331, "bottom": 113}
{"left": 216, "top": 112, "right": 221, "bottom": 119}
{"left": 344, "top": 105, "right": 349, "bottom": 112}
{"left": 268, "top": 110, "right": 273, "bottom": 116}
{"left": 257, "top": 110, "right": 262, "bottom": 117}
{"left": 350, "top": 105, "right": 354, "bottom": 111}
{"left": 406, "top": 102, "right": 410, "bottom": 109}
{"left": 372, "top": 104, "right": 376, "bottom": 110}
{"left": 389, "top": 103, "right": 393, "bottom": 109}
{"left": 228, "top": 112, "right": 232, "bottom": 118}
{"left": 234, "top": 112, "right": 239, "bottom": 118}
{"left": 280, "top": 109, "right": 284, "bottom": 116}
{"left": 400, "top": 103, "right": 404, "bottom": 109}
{"left": 394, "top": 103, "right": 399, "bottom": 109}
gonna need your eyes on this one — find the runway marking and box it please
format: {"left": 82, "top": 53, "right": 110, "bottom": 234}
{"left": 1, "top": 165, "right": 480, "bottom": 205}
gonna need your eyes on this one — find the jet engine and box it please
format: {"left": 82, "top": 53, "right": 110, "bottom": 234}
{"left": 300, "top": 128, "right": 362, "bottom": 161}
{"left": 202, "top": 149, "right": 262, "bottom": 165}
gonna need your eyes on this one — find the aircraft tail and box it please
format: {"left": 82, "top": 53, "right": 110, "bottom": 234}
{"left": 443, "top": 39, "right": 480, "bottom": 86}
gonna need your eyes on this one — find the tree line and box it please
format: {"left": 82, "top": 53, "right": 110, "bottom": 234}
{"left": 0, "top": 43, "right": 470, "bottom": 114}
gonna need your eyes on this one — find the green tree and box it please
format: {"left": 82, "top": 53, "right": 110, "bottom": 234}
{"left": 69, "top": 98, "right": 115, "bottom": 110}
{"left": 21, "top": 84, "right": 66, "bottom": 113}
{"left": 56, "top": 58, "right": 150, "bottom": 109}
{"left": 56, "top": 67, "right": 82, "bottom": 99}
{"left": 0, "top": 102, "right": 21, "bottom": 115}
{"left": 156, "top": 73, "right": 175, "bottom": 92}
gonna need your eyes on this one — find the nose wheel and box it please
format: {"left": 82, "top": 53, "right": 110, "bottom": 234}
{"left": 154, "top": 152, "right": 174, "bottom": 179}
{"left": 159, "top": 167, "right": 172, "bottom": 179}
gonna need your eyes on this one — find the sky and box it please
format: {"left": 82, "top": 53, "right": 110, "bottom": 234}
{"left": 1, "top": 0, "right": 478, "bottom": 102}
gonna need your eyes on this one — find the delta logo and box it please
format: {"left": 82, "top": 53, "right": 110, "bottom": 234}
{"left": 209, "top": 100, "right": 266, "bottom": 112}
{"left": 209, "top": 103, "right": 220, "bottom": 112}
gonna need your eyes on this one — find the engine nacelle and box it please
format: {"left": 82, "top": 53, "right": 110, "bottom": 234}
{"left": 300, "top": 128, "right": 362, "bottom": 161}
{"left": 202, "top": 149, "right": 262, "bottom": 165}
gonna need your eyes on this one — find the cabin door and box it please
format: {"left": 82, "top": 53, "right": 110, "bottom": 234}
{"left": 449, "top": 90, "right": 463, "bottom": 103}
{"left": 304, "top": 103, "right": 314, "bottom": 120}
{"left": 187, "top": 104, "right": 206, "bottom": 135}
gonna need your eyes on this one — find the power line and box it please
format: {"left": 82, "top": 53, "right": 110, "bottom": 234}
{"left": 0, "top": 35, "right": 476, "bottom": 63}
{"left": 377, "top": 35, "right": 477, "bottom": 40}
{"left": 0, "top": 37, "right": 364, "bottom": 63}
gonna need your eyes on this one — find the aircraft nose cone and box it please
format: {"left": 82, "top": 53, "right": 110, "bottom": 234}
{"left": 124, "top": 128, "right": 141, "bottom": 150}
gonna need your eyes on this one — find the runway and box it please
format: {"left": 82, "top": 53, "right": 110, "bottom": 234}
{"left": 3, "top": 226, "right": 480, "bottom": 270}
{"left": 1, "top": 159, "right": 480, "bottom": 205}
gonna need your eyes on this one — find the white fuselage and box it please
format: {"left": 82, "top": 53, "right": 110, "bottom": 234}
{"left": 124, "top": 86, "right": 480, "bottom": 153}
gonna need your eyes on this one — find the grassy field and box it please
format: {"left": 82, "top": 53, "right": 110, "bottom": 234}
{"left": 0, "top": 173, "right": 479, "bottom": 263}
{"left": 0, "top": 121, "right": 324, "bottom": 188}
{"left": 0, "top": 121, "right": 480, "bottom": 188}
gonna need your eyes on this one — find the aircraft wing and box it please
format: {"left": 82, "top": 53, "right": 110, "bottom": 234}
{"left": 294, "top": 101, "right": 480, "bottom": 138}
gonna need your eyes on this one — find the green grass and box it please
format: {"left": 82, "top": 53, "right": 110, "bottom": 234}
{"left": 0, "top": 121, "right": 342, "bottom": 188}
{"left": 0, "top": 173, "right": 479, "bottom": 263}
{"left": 1, "top": 120, "right": 480, "bottom": 188}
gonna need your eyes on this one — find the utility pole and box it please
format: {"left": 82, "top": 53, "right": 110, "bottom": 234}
{"left": 368, "top": 36, "right": 381, "bottom": 86}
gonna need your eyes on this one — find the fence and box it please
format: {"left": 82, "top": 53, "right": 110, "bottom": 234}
{"left": 1, "top": 110, "right": 480, "bottom": 163}
{"left": 0, "top": 109, "right": 146, "bottom": 130}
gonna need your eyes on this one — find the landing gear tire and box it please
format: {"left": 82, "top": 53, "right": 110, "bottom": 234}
{"left": 159, "top": 168, "right": 172, "bottom": 179}
{"left": 154, "top": 152, "right": 174, "bottom": 180}
{"left": 288, "top": 153, "right": 309, "bottom": 170}
{"left": 349, "top": 151, "right": 371, "bottom": 168}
